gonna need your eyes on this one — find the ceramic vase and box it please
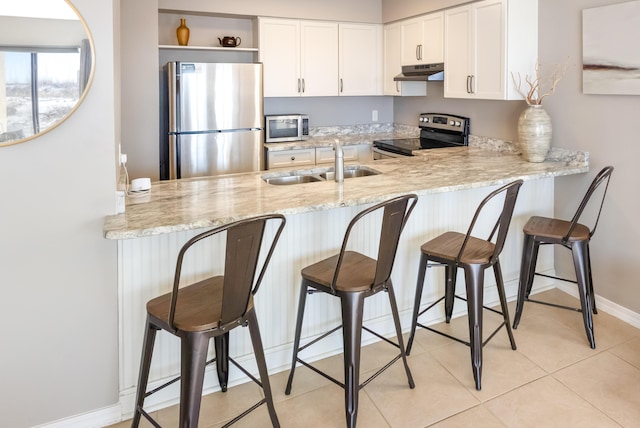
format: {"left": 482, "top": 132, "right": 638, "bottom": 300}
{"left": 517, "top": 104, "right": 552, "bottom": 162}
{"left": 176, "top": 18, "right": 190, "bottom": 46}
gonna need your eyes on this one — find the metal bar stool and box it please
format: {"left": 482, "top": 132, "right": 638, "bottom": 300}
{"left": 284, "top": 194, "right": 418, "bottom": 428}
{"left": 406, "top": 180, "right": 523, "bottom": 390}
{"left": 131, "top": 214, "right": 286, "bottom": 428}
{"left": 513, "top": 166, "right": 614, "bottom": 348}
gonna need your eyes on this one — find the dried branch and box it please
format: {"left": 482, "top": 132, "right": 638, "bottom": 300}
{"left": 511, "top": 60, "right": 567, "bottom": 105}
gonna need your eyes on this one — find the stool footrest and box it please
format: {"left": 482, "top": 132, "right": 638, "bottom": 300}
{"left": 526, "top": 297, "right": 582, "bottom": 313}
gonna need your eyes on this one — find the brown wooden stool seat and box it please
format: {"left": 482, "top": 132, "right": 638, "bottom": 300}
{"left": 406, "top": 180, "right": 523, "bottom": 390}
{"left": 284, "top": 194, "right": 418, "bottom": 428}
{"left": 513, "top": 166, "right": 614, "bottom": 349}
{"left": 131, "top": 214, "right": 286, "bottom": 428}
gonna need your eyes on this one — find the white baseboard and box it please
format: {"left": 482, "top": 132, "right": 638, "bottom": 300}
{"left": 33, "top": 404, "right": 122, "bottom": 428}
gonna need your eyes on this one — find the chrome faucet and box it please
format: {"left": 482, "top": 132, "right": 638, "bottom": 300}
{"left": 334, "top": 139, "right": 344, "bottom": 183}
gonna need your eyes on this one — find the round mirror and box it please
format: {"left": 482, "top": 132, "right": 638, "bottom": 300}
{"left": 0, "top": 0, "right": 94, "bottom": 147}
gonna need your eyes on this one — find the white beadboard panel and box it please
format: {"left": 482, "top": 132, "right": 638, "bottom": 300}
{"left": 118, "top": 178, "right": 555, "bottom": 411}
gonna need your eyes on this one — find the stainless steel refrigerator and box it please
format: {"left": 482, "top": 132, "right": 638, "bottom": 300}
{"left": 165, "top": 62, "right": 264, "bottom": 179}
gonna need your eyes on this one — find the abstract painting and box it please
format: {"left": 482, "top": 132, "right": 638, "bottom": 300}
{"left": 583, "top": 0, "right": 640, "bottom": 95}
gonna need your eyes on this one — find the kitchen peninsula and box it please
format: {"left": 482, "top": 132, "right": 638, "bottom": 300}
{"left": 104, "top": 144, "right": 588, "bottom": 415}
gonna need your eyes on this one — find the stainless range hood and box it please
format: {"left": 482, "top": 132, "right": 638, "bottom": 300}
{"left": 394, "top": 63, "right": 444, "bottom": 81}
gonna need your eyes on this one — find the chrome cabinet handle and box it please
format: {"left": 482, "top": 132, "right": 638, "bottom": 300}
{"left": 340, "top": 78, "right": 343, "bottom": 93}
{"left": 302, "top": 78, "right": 305, "bottom": 93}
{"left": 418, "top": 44, "right": 423, "bottom": 61}
{"left": 298, "top": 78, "right": 301, "bottom": 93}
{"left": 470, "top": 75, "right": 475, "bottom": 94}
{"left": 416, "top": 45, "right": 420, "bottom": 61}
{"left": 396, "top": 81, "right": 400, "bottom": 93}
{"left": 466, "top": 75, "right": 471, "bottom": 93}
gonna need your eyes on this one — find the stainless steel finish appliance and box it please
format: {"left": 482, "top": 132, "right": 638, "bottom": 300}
{"left": 373, "top": 113, "right": 470, "bottom": 158}
{"left": 165, "top": 62, "right": 264, "bottom": 179}
{"left": 265, "top": 114, "right": 309, "bottom": 143}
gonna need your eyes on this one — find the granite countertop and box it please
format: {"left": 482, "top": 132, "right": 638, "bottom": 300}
{"left": 104, "top": 144, "right": 589, "bottom": 240}
{"left": 264, "top": 123, "right": 418, "bottom": 151}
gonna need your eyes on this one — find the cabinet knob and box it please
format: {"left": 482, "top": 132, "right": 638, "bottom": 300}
{"left": 291, "top": 156, "right": 295, "bottom": 161}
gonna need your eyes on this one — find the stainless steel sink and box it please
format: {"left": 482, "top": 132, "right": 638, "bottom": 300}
{"left": 263, "top": 175, "right": 323, "bottom": 185}
{"left": 320, "top": 166, "right": 379, "bottom": 180}
{"left": 262, "top": 166, "right": 380, "bottom": 185}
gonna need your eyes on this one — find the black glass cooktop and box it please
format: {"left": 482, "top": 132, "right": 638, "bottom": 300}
{"left": 372, "top": 138, "right": 422, "bottom": 155}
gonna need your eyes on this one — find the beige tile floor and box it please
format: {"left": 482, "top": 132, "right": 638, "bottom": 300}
{"left": 109, "top": 289, "right": 640, "bottom": 427}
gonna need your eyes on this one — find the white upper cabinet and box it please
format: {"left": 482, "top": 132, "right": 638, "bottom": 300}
{"left": 339, "top": 23, "right": 383, "bottom": 96}
{"left": 258, "top": 18, "right": 338, "bottom": 97}
{"left": 400, "top": 12, "right": 444, "bottom": 65}
{"left": 383, "top": 22, "right": 427, "bottom": 96}
{"left": 444, "top": 0, "right": 538, "bottom": 100}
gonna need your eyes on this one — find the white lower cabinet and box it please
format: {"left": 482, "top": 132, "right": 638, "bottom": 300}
{"left": 266, "top": 148, "right": 315, "bottom": 169}
{"left": 267, "top": 144, "right": 372, "bottom": 169}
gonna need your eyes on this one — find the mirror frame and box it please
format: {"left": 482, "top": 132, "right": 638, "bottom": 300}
{"left": 0, "top": 0, "right": 96, "bottom": 147}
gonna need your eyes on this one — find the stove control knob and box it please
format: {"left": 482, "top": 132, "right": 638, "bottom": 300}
{"left": 449, "top": 120, "right": 455, "bottom": 126}
{"left": 455, "top": 121, "right": 461, "bottom": 127}
{"left": 422, "top": 117, "right": 429, "bottom": 123}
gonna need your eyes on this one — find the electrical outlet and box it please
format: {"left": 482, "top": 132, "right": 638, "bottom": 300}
{"left": 372, "top": 110, "right": 378, "bottom": 122}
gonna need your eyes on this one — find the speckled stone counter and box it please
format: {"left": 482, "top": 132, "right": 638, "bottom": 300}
{"left": 264, "top": 123, "right": 418, "bottom": 152}
{"left": 103, "top": 144, "right": 588, "bottom": 240}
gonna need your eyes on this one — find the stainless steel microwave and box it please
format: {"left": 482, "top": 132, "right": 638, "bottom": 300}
{"left": 265, "top": 114, "right": 309, "bottom": 143}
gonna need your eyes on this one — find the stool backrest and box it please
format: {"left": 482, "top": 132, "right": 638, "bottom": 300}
{"left": 169, "top": 214, "right": 286, "bottom": 329}
{"left": 331, "top": 194, "right": 418, "bottom": 291}
{"left": 565, "top": 166, "right": 614, "bottom": 242}
{"left": 457, "top": 180, "right": 523, "bottom": 265}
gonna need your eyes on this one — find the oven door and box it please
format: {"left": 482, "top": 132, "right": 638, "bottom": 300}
{"left": 372, "top": 147, "right": 412, "bottom": 160}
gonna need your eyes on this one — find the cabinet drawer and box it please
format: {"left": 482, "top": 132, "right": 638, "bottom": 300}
{"left": 267, "top": 149, "right": 315, "bottom": 169}
{"left": 315, "top": 146, "right": 358, "bottom": 164}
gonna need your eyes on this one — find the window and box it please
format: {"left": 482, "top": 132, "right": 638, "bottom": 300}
{"left": 1, "top": 48, "right": 80, "bottom": 140}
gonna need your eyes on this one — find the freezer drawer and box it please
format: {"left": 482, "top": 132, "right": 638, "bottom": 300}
{"left": 172, "top": 130, "right": 264, "bottom": 179}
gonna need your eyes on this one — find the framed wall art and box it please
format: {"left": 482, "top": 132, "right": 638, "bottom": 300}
{"left": 582, "top": 0, "right": 640, "bottom": 95}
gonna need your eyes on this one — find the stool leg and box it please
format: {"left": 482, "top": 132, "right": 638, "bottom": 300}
{"left": 464, "top": 264, "right": 484, "bottom": 390}
{"left": 180, "top": 332, "right": 210, "bottom": 428}
{"left": 214, "top": 333, "right": 229, "bottom": 392}
{"left": 514, "top": 233, "right": 536, "bottom": 329}
{"left": 285, "top": 281, "right": 309, "bottom": 395}
{"left": 342, "top": 292, "right": 365, "bottom": 428}
{"left": 386, "top": 281, "right": 415, "bottom": 388}
{"left": 131, "top": 320, "right": 158, "bottom": 428}
{"left": 585, "top": 243, "right": 598, "bottom": 314}
{"left": 493, "top": 260, "right": 516, "bottom": 350}
{"left": 246, "top": 309, "right": 280, "bottom": 428}
{"left": 407, "top": 253, "right": 428, "bottom": 355}
{"left": 444, "top": 263, "right": 457, "bottom": 323}
{"left": 573, "top": 241, "right": 596, "bottom": 349}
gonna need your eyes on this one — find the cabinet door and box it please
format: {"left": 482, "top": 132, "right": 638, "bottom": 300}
{"left": 421, "top": 12, "right": 444, "bottom": 64}
{"left": 267, "top": 148, "right": 315, "bottom": 169}
{"left": 444, "top": 5, "right": 473, "bottom": 98}
{"left": 400, "top": 17, "right": 423, "bottom": 65}
{"left": 339, "top": 23, "right": 382, "bottom": 96}
{"left": 473, "top": 0, "right": 505, "bottom": 99}
{"left": 383, "top": 23, "right": 402, "bottom": 95}
{"left": 259, "top": 18, "right": 300, "bottom": 97}
{"left": 301, "top": 21, "right": 339, "bottom": 96}
{"left": 315, "top": 146, "right": 359, "bottom": 164}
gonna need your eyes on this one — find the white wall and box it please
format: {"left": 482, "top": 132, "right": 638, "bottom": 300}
{"left": 0, "top": 0, "right": 119, "bottom": 427}
{"left": 159, "top": 0, "right": 381, "bottom": 23}
{"left": 382, "top": 0, "right": 469, "bottom": 22}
